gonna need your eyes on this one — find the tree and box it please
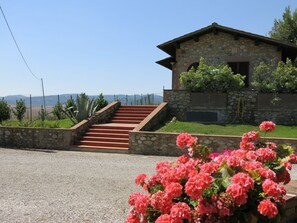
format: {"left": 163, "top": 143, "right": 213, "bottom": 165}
{"left": 269, "top": 6, "right": 297, "bottom": 45}
{"left": 12, "top": 99, "right": 26, "bottom": 122}
{"left": 95, "top": 93, "right": 108, "bottom": 111}
{"left": 0, "top": 98, "right": 11, "bottom": 123}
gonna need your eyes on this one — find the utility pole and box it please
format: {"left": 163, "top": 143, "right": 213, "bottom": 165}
{"left": 41, "top": 78, "right": 46, "bottom": 113}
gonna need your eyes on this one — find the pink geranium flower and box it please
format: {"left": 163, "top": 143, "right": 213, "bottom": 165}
{"left": 126, "top": 121, "right": 294, "bottom": 222}
{"left": 258, "top": 199, "right": 278, "bottom": 219}
{"left": 259, "top": 121, "right": 276, "bottom": 132}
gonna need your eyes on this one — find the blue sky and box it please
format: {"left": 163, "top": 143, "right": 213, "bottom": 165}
{"left": 1, "top": 0, "right": 297, "bottom": 97}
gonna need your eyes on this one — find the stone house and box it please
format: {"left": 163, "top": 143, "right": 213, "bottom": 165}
{"left": 156, "top": 23, "right": 297, "bottom": 124}
{"left": 157, "top": 22, "right": 297, "bottom": 90}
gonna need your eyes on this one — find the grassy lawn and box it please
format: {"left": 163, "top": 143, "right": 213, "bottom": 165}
{"left": 0, "top": 119, "right": 74, "bottom": 128}
{"left": 157, "top": 121, "right": 297, "bottom": 138}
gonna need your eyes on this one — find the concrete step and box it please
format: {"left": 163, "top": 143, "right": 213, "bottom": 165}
{"left": 111, "top": 116, "right": 144, "bottom": 120}
{"left": 88, "top": 128, "right": 130, "bottom": 134}
{"left": 91, "top": 124, "right": 134, "bottom": 130}
{"left": 113, "top": 113, "right": 148, "bottom": 118}
{"left": 78, "top": 140, "right": 129, "bottom": 148}
{"left": 110, "top": 119, "right": 141, "bottom": 124}
{"left": 85, "top": 132, "right": 129, "bottom": 138}
{"left": 82, "top": 136, "right": 129, "bottom": 143}
{"left": 73, "top": 145, "right": 129, "bottom": 153}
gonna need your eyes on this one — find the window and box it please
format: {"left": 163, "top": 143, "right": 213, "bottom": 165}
{"left": 228, "top": 62, "right": 249, "bottom": 87}
{"left": 187, "top": 62, "right": 199, "bottom": 71}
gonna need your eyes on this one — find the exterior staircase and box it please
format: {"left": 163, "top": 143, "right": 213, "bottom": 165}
{"left": 75, "top": 105, "right": 157, "bottom": 152}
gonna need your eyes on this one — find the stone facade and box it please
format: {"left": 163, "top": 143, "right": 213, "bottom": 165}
{"left": 164, "top": 90, "right": 297, "bottom": 125}
{"left": 129, "top": 131, "right": 297, "bottom": 156}
{"left": 163, "top": 90, "right": 190, "bottom": 120}
{"left": 227, "top": 90, "right": 258, "bottom": 123}
{"left": 172, "top": 32, "right": 281, "bottom": 90}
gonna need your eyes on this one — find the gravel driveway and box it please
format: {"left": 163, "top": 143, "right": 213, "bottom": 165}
{"left": 0, "top": 148, "right": 175, "bottom": 223}
{"left": 0, "top": 148, "right": 296, "bottom": 223}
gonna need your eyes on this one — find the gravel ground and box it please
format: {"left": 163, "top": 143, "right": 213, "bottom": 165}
{"left": 0, "top": 148, "right": 296, "bottom": 223}
{"left": 0, "top": 148, "right": 175, "bottom": 223}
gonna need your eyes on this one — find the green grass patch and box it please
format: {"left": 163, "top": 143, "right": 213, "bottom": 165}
{"left": 157, "top": 121, "right": 297, "bottom": 138}
{"left": 0, "top": 119, "right": 73, "bottom": 128}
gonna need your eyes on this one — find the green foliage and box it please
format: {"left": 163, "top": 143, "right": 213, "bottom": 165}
{"left": 0, "top": 98, "right": 11, "bottom": 123}
{"left": 269, "top": 6, "right": 297, "bottom": 45}
{"left": 252, "top": 61, "right": 275, "bottom": 93}
{"left": 180, "top": 58, "right": 245, "bottom": 92}
{"left": 12, "top": 99, "right": 26, "bottom": 122}
{"left": 95, "top": 93, "right": 108, "bottom": 111}
{"left": 52, "top": 102, "right": 65, "bottom": 120}
{"left": 252, "top": 58, "right": 297, "bottom": 93}
{"left": 0, "top": 118, "right": 73, "bottom": 128}
{"left": 62, "top": 93, "right": 98, "bottom": 124}
{"left": 274, "top": 59, "right": 297, "bottom": 93}
{"left": 38, "top": 107, "right": 48, "bottom": 121}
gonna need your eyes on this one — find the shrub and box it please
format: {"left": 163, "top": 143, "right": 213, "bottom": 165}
{"left": 62, "top": 93, "right": 98, "bottom": 124}
{"left": 274, "top": 59, "right": 297, "bottom": 93}
{"left": 52, "top": 102, "right": 65, "bottom": 120}
{"left": 252, "top": 58, "right": 297, "bottom": 93}
{"left": 252, "top": 61, "right": 275, "bottom": 93}
{"left": 126, "top": 121, "right": 296, "bottom": 223}
{"left": 180, "top": 58, "right": 245, "bottom": 92}
{"left": 0, "top": 98, "right": 11, "bottom": 123}
{"left": 12, "top": 99, "right": 26, "bottom": 122}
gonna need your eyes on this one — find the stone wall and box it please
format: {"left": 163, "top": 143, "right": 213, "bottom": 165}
{"left": 227, "top": 90, "right": 258, "bottom": 123}
{"left": 129, "top": 131, "right": 297, "bottom": 156}
{"left": 0, "top": 127, "right": 73, "bottom": 150}
{"left": 133, "top": 103, "right": 168, "bottom": 132}
{"left": 164, "top": 90, "right": 297, "bottom": 125}
{"left": 172, "top": 32, "right": 281, "bottom": 90}
{"left": 0, "top": 102, "right": 120, "bottom": 150}
{"left": 163, "top": 90, "right": 190, "bottom": 120}
{"left": 255, "top": 94, "right": 297, "bottom": 125}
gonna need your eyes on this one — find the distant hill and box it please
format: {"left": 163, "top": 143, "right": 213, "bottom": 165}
{"left": 2, "top": 94, "right": 163, "bottom": 107}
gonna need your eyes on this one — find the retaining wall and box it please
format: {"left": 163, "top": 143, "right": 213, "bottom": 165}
{"left": 0, "top": 101, "right": 120, "bottom": 150}
{"left": 164, "top": 90, "right": 297, "bottom": 125}
{"left": 129, "top": 131, "right": 297, "bottom": 156}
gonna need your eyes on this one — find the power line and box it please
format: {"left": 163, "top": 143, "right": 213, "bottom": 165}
{"left": 0, "top": 5, "right": 40, "bottom": 80}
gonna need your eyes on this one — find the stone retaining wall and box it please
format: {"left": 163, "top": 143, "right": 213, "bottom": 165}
{"left": 0, "top": 102, "right": 120, "bottom": 150}
{"left": 129, "top": 131, "right": 297, "bottom": 156}
{"left": 164, "top": 90, "right": 297, "bottom": 125}
{"left": 0, "top": 127, "right": 73, "bottom": 150}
